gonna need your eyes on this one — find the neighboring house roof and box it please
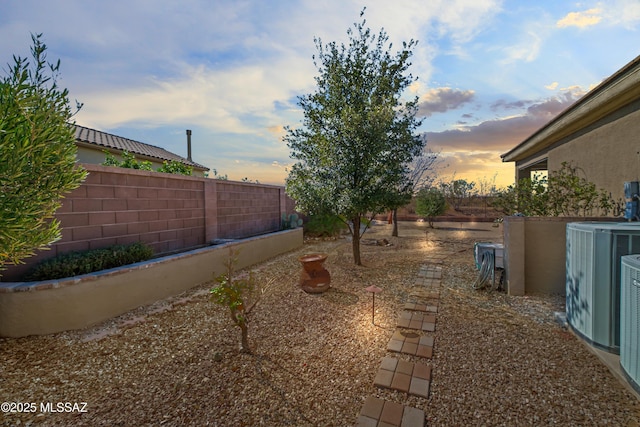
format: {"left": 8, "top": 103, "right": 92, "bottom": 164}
{"left": 501, "top": 54, "right": 640, "bottom": 163}
{"left": 74, "top": 125, "right": 209, "bottom": 171}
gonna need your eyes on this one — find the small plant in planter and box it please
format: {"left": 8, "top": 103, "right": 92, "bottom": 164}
{"left": 210, "top": 249, "right": 272, "bottom": 354}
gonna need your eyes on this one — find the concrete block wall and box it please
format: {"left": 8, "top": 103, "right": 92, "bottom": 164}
{"left": 215, "top": 181, "right": 282, "bottom": 239}
{"left": 56, "top": 164, "right": 207, "bottom": 257}
{"left": 2, "top": 164, "right": 295, "bottom": 281}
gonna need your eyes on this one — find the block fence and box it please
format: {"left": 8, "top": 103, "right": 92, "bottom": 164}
{"left": 3, "top": 164, "right": 296, "bottom": 281}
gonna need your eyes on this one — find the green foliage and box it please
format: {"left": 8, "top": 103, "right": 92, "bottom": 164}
{"left": 439, "top": 178, "right": 476, "bottom": 211}
{"left": 157, "top": 160, "right": 193, "bottom": 176}
{"left": 102, "top": 150, "right": 153, "bottom": 171}
{"left": 281, "top": 213, "right": 303, "bottom": 230}
{"left": 415, "top": 187, "right": 447, "bottom": 227}
{"left": 0, "top": 33, "right": 87, "bottom": 273}
{"left": 284, "top": 11, "right": 424, "bottom": 264}
{"left": 24, "top": 242, "right": 154, "bottom": 281}
{"left": 210, "top": 249, "right": 256, "bottom": 353}
{"left": 546, "top": 162, "right": 617, "bottom": 216}
{"left": 103, "top": 151, "right": 194, "bottom": 176}
{"left": 303, "top": 213, "right": 347, "bottom": 237}
{"left": 493, "top": 173, "right": 549, "bottom": 216}
{"left": 493, "top": 162, "right": 619, "bottom": 217}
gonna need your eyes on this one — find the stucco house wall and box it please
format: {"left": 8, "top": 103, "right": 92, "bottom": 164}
{"left": 547, "top": 105, "right": 640, "bottom": 203}
{"left": 502, "top": 54, "right": 640, "bottom": 204}
{"left": 499, "top": 55, "right": 640, "bottom": 297}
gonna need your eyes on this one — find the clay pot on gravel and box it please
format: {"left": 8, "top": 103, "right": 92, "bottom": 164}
{"left": 298, "top": 253, "right": 331, "bottom": 293}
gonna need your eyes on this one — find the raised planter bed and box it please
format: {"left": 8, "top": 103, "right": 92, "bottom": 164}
{"left": 0, "top": 228, "right": 303, "bottom": 337}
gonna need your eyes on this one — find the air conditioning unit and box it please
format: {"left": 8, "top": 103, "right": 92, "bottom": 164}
{"left": 566, "top": 222, "right": 640, "bottom": 354}
{"left": 620, "top": 255, "right": 640, "bottom": 393}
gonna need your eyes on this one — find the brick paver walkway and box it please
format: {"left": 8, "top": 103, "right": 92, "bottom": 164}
{"left": 403, "top": 302, "right": 437, "bottom": 313}
{"left": 357, "top": 396, "right": 425, "bottom": 427}
{"left": 355, "top": 259, "right": 446, "bottom": 427}
{"left": 386, "top": 330, "right": 433, "bottom": 358}
{"left": 396, "top": 310, "right": 436, "bottom": 331}
{"left": 373, "top": 357, "right": 432, "bottom": 398}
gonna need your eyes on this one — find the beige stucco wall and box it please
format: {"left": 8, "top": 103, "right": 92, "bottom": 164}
{"left": 503, "top": 216, "right": 618, "bottom": 296}
{"left": 547, "top": 107, "right": 640, "bottom": 203}
{"left": 0, "top": 228, "right": 303, "bottom": 338}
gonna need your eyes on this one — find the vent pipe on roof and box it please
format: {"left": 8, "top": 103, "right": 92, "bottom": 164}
{"left": 186, "top": 129, "right": 192, "bottom": 161}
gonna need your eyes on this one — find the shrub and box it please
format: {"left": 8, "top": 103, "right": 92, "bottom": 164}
{"left": 102, "top": 150, "right": 153, "bottom": 171}
{"left": 415, "top": 187, "right": 447, "bottom": 227}
{"left": 493, "top": 162, "right": 621, "bottom": 217}
{"left": 0, "top": 34, "right": 87, "bottom": 273}
{"left": 303, "top": 213, "right": 347, "bottom": 237}
{"left": 24, "top": 242, "right": 154, "bottom": 281}
{"left": 157, "top": 160, "right": 193, "bottom": 176}
{"left": 210, "top": 248, "right": 257, "bottom": 353}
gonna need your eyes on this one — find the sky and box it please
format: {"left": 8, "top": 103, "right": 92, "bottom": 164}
{"left": 1, "top": 1, "right": 639, "bottom": 189}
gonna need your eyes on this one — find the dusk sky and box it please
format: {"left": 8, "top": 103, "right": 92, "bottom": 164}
{"left": 1, "top": 1, "right": 639, "bottom": 188}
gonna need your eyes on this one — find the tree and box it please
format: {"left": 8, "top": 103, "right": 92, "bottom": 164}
{"left": 441, "top": 178, "right": 476, "bottom": 211}
{"left": 210, "top": 249, "right": 256, "bottom": 353}
{"left": 388, "top": 147, "right": 440, "bottom": 237}
{"left": 210, "top": 249, "right": 273, "bottom": 354}
{"left": 415, "top": 187, "right": 446, "bottom": 228}
{"left": 285, "top": 11, "right": 425, "bottom": 265}
{"left": 0, "top": 34, "right": 86, "bottom": 274}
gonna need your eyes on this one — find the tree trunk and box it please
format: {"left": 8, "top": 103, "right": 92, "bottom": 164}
{"left": 352, "top": 216, "right": 362, "bottom": 265}
{"left": 232, "top": 309, "right": 252, "bottom": 353}
{"left": 392, "top": 209, "right": 398, "bottom": 237}
{"left": 239, "top": 321, "right": 251, "bottom": 353}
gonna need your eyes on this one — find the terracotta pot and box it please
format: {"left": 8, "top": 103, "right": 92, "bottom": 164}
{"left": 298, "top": 253, "right": 331, "bottom": 293}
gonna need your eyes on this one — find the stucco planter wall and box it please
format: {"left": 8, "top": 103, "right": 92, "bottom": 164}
{"left": 0, "top": 228, "right": 302, "bottom": 338}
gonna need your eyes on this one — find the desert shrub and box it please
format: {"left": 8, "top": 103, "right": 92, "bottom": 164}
{"left": 0, "top": 34, "right": 87, "bottom": 273}
{"left": 24, "top": 242, "right": 154, "bottom": 281}
{"left": 157, "top": 160, "right": 193, "bottom": 176}
{"left": 493, "top": 162, "right": 620, "bottom": 217}
{"left": 102, "top": 150, "right": 153, "bottom": 171}
{"left": 303, "top": 213, "right": 347, "bottom": 237}
{"left": 415, "top": 187, "right": 447, "bottom": 227}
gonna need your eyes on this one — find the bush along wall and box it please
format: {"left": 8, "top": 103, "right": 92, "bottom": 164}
{"left": 24, "top": 242, "right": 154, "bottom": 281}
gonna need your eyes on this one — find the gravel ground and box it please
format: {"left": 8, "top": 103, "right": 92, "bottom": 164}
{"left": 1, "top": 221, "right": 639, "bottom": 426}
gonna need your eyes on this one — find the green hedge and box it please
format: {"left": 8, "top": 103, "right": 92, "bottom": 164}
{"left": 24, "top": 242, "right": 154, "bottom": 281}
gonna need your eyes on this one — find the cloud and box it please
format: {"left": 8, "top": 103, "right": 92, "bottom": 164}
{"left": 490, "top": 99, "right": 532, "bottom": 111}
{"left": 501, "top": 30, "right": 543, "bottom": 63}
{"left": 545, "top": 82, "right": 559, "bottom": 90}
{"left": 601, "top": 0, "right": 640, "bottom": 29}
{"left": 556, "top": 8, "right": 602, "bottom": 28}
{"left": 417, "top": 87, "right": 475, "bottom": 117}
{"left": 425, "top": 89, "right": 585, "bottom": 152}
{"left": 77, "top": 58, "right": 313, "bottom": 134}
{"left": 435, "top": 151, "right": 515, "bottom": 188}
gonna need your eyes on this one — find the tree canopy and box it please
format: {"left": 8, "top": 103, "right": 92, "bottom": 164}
{"left": 0, "top": 34, "right": 86, "bottom": 273}
{"left": 285, "top": 11, "right": 425, "bottom": 265}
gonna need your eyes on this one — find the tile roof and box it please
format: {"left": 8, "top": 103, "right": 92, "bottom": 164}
{"left": 74, "top": 125, "right": 209, "bottom": 170}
